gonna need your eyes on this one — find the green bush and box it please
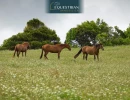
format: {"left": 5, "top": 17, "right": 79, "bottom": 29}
{"left": 0, "top": 46, "right": 7, "bottom": 50}
{"left": 123, "top": 38, "right": 130, "bottom": 45}
{"left": 30, "top": 41, "right": 42, "bottom": 49}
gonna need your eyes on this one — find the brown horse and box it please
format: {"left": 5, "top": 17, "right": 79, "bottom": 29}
{"left": 74, "top": 43, "right": 104, "bottom": 61}
{"left": 13, "top": 42, "right": 30, "bottom": 57}
{"left": 40, "top": 44, "right": 71, "bottom": 59}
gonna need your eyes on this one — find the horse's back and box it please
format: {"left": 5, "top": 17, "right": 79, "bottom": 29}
{"left": 42, "top": 44, "right": 50, "bottom": 49}
{"left": 42, "top": 44, "right": 51, "bottom": 51}
{"left": 42, "top": 44, "right": 59, "bottom": 48}
{"left": 82, "top": 46, "right": 92, "bottom": 51}
{"left": 15, "top": 44, "right": 21, "bottom": 50}
{"left": 82, "top": 46, "right": 94, "bottom": 55}
{"left": 42, "top": 44, "right": 61, "bottom": 53}
{"left": 15, "top": 44, "right": 27, "bottom": 51}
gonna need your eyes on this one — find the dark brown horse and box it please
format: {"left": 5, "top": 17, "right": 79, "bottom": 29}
{"left": 13, "top": 42, "right": 30, "bottom": 57}
{"left": 74, "top": 43, "right": 104, "bottom": 61}
{"left": 40, "top": 44, "right": 71, "bottom": 59}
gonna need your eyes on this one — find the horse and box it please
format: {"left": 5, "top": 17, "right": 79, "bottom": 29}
{"left": 40, "top": 44, "right": 71, "bottom": 59}
{"left": 13, "top": 42, "right": 30, "bottom": 57}
{"left": 74, "top": 43, "right": 104, "bottom": 61}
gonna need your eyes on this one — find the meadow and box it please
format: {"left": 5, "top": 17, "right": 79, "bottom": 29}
{"left": 0, "top": 45, "right": 130, "bottom": 100}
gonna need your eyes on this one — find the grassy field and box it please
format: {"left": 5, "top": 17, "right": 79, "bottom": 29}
{"left": 0, "top": 45, "right": 130, "bottom": 100}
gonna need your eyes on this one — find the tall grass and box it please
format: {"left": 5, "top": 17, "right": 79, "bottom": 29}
{"left": 0, "top": 45, "right": 130, "bottom": 100}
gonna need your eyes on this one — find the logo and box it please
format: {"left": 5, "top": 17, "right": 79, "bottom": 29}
{"left": 47, "top": 0, "right": 82, "bottom": 13}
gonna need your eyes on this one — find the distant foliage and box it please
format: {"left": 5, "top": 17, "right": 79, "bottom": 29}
{"left": 1, "top": 18, "right": 60, "bottom": 50}
{"left": 65, "top": 18, "right": 130, "bottom": 46}
{"left": 30, "top": 41, "right": 42, "bottom": 49}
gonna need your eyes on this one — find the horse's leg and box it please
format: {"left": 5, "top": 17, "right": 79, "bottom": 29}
{"left": 94, "top": 55, "right": 96, "bottom": 60}
{"left": 13, "top": 50, "right": 16, "bottom": 57}
{"left": 83, "top": 53, "right": 85, "bottom": 60}
{"left": 58, "top": 52, "right": 61, "bottom": 59}
{"left": 44, "top": 52, "right": 48, "bottom": 59}
{"left": 25, "top": 51, "right": 27, "bottom": 57}
{"left": 97, "top": 54, "right": 99, "bottom": 61}
{"left": 17, "top": 51, "right": 19, "bottom": 57}
{"left": 22, "top": 52, "right": 23, "bottom": 57}
{"left": 85, "top": 53, "right": 88, "bottom": 61}
{"left": 18, "top": 51, "right": 20, "bottom": 58}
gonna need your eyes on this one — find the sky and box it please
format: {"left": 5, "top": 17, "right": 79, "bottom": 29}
{"left": 0, "top": 0, "right": 130, "bottom": 45}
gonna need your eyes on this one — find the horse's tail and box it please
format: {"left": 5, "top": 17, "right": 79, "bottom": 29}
{"left": 40, "top": 49, "right": 43, "bottom": 59}
{"left": 74, "top": 48, "right": 82, "bottom": 59}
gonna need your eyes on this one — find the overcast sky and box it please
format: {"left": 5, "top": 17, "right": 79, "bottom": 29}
{"left": 0, "top": 0, "right": 130, "bottom": 45}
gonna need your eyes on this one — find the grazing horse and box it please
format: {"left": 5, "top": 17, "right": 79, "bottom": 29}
{"left": 40, "top": 44, "right": 71, "bottom": 59}
{"left": 13, "top": 42, "right": 30, "bottom": 57}
{"left": 74, "top": 43, "right": 104, "bottom": 61}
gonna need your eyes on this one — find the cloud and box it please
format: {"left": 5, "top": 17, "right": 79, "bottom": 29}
{"left": 0, "top": 0, "right": 130, "bottom": 45}
{"left": 0, "top": 27, "right": 20, "bottom": 45}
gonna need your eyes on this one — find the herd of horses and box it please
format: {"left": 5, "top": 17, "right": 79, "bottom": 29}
{"left": 13, "top": 42, "right": 104, "bottom": 61}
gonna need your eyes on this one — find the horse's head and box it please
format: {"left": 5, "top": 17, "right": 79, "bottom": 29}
{"left": 95, "top": 43, "right": 104, "bottom": 50}
{"left": 65, "top": 44, "right": 71, "bottom": 51}
{"left": 23, "top": 42, "right": 30, "bottom": 49}
{"left": 99, "top": 43, "right": 104, "bottom": 50}
{"left": 27, "top": 43, "right": 31, "bottom": 49}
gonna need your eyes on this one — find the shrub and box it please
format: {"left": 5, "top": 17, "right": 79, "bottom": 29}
{"left": 31, "top": 41, "right": 42, "bottom": 49}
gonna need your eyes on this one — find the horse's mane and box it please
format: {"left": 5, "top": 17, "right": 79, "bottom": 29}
{"left": 22, "top": 42, "right": 29, "bottom": 45}
{"left": 94, "top": 43, "right": 102, "bottom": 48}
{"left": 56, "top": 44, "right": 68, "bottom": 46}
{"left": 23, "top": 42, "right": 29, "bottom": 44}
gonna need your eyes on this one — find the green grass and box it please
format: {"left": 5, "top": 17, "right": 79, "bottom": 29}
{"left": 0, "top": 45, "right": 130, "bottom": 100}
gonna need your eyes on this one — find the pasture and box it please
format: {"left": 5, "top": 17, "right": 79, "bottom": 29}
{"left": 0, "top": 45, "right": 130, "bottom": 100}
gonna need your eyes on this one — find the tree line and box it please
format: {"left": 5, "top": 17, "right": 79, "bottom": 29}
{"left": 1, "top": 18, "right": 60, "bottom": 50}
{"left": 0, "top": 18, "right": 130, "bottom": 50}
{"left": 65, "top": 18, "right": 130, "bottom": 46}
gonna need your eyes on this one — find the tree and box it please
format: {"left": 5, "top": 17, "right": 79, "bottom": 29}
{"left": 65, "top": 18, "right": 130, "bottom": 46}
{"left": 114, "top": 26, "right": 126, "bottom": 38}
{"left": 124, "top": 25, "right": 130, "bottom": 38}
{"left": 24, "top": 18, "right": 45, "bottom": 32}
{"left": 66, "top": 20, "right": 100, "bottom": 46}
{"left": 65, "top": 28, "right": 77, "bottom": 44}
{"left": 2, "top": 18, "right": 60, "bottom": 49}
